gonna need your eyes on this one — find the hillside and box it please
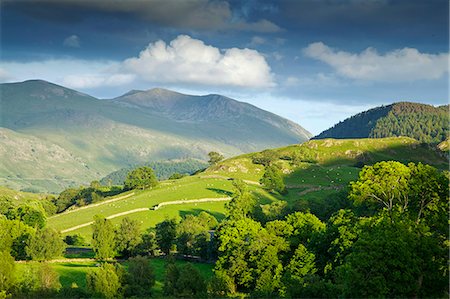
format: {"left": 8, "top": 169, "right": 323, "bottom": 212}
{"left": 0, "top": 80, "right": 311, "bottom": 193}
{"left": 314, "top": 102, "right": 449, "bottom": 143}
{"left": 47, "top": 136, "right": 448, "bottom": 239}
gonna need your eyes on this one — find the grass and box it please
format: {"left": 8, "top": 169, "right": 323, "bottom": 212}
{"left": 45, "top": 136, "right": 448, "bottom": 240}
{"left": 15, "top": 259, "right": 214, "bottom": 297}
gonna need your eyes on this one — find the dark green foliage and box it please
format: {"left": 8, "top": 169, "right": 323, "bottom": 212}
{"left": 337, "top": 214, "right": 447, "bottom": 298}
{"left": 53, "top": 185, "right": 122, "bottom": 213}
{"left": 163, "top": 262, "right": 206, "bottom": 297}
{"left": 208, "top": 151, "right": 224, "bottom": 165}
{"left": 168, "top": 172, "right": 186, "bottom": 180}
{"left": 214, "top": 218, "right": 288, "bottom": 295}
{"left": 156, "top": 218, "right": 177, "bottom": 255}
{"left": 315, "top": 102, "right": 449, "bottom": 143}
{"left": 91, "top": 216, "right": 116, "bottom": 260}
{"left": 251, "top": 149, "right": 279, "bottom": 166}
{"left": 176, "top": 212, "right": 218, "bottom": 259}
{"left": 64, "top": 234, "right": 85, "bottom": 246}
{"left": 260, "top": 165, "right": 287, "bottom": 194}
{"left": 0, "top": 218, "right": 35, "bottom": 260}
{"left": 136, "top": 229, "right": 158, "bottom": 257}
{"left": 100, "top": 159, "right": 208, "bottom": 185}
{"left": 124, "top": 166, "right": 158, "bottom": 190}
{"left": 86, "top": 263, "right": 121, "bottom": 298}
{"left": 124, "top": 256, "right": 155, "bottom": 297}
{"left": 14, "top": 205, "right": 46, "bottom": 228}
{"left": 26, "top": 227, "right": 66, "bottom": 261}
{"left": 115, "top": 217, "right": 142, "bottom": 258}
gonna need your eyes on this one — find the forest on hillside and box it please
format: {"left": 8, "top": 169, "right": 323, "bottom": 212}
{"left": 315, "top": 102, "right": 449, "bottom": 143}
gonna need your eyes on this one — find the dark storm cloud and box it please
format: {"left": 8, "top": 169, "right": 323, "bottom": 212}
{"left": 3, "top": 0, "right": 281, "bottom": 32}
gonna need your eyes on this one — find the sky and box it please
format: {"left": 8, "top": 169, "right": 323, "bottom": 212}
{"left": 1, "top": 0, "right": 448, "bottom": 134}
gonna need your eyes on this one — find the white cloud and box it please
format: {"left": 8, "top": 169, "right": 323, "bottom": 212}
{"left": 304, "top": 42, "right": 449, "bottom": 82}
{"left": 0, "top": 68, "right": 12, "bottom": 82}
{"left": 63, "top": 35, "right": 80, "bottom": 48}
{"left": 122, "top": 35, "right": 275, "bottom": 88}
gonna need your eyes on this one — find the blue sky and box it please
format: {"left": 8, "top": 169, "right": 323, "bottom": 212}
{"left": 1, "top": 0, "right": 448, "bottom": 134}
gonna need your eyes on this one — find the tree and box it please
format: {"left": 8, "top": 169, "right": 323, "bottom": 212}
{"left": 283, "top": 244, "right": 317, "bottom": 298}
{"left": 115, "top": 217, "right": 141, "bottom": 258}
{"left": 176, "top": 212, "right": 217, "bottom": 258}
{"left": 208, "top": 151, "right": 224, "bottom": 165}
{"left": 225, "top": 179, "right": 256, "bottom": 220}
{"left": 125, "top": 256, "right": 155, "bottom": 297}
{"left": 337, "top": 214, "right": 447, "bottom": 298}
{"left": 136, "top": 229, "right": 158, "bottom": 257}
{"left": 14, "top": 205, "right": 46, "bottom": 228}
{"left": 86, "top": 263, "right": 121, "bottom": 299}
{"left": 124, "top": 166, "right": 158, "bottom": 190}
{"left": 64, "top": 234, "right": 85, "bottom": 246}
{"left": 0, "top": 218, "right": 35, "bottom": 260}
{"left": 215, "top": 218, "right": 288, "bottom": 295}
{"left": 163, "top": 262, "right": 206, "bottom": 297}
{"left": 0, "top": 251, "right": 15, "bottom": 294}
{"left": 156, "top": 219, "right": 177, "bottom": 255}
{"left": 260, "top": 165, "right": 286, "bottom": 194}
{"left": 92, "top": 215, "right": 116, "bottom": 260}
{"left": 251, "top": 149, "right": 279, "bottom": 166}
{"left": 349, "top": 161, "right": 411, "bottom": 213}
{"left": 26, "top": 227, "right": 66, "bottom": 261}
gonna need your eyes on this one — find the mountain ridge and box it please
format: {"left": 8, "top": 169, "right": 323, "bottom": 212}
{"left": 0, "top": 79, "right": 311, "bottom": 192}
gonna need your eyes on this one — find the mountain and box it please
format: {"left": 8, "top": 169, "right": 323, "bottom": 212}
{"left": 0, "top": 80, "right": 311, "bottom": 192}
{"left": 314, "top": 102, "right": 449, "bottom": 143}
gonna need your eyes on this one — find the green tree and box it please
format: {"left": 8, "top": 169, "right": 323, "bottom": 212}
{"left": 337, "top": 214, "right": 447, "bottom": 298}
{"left": 260, "top": 165, "right": 286, "bottom": 194}
{"left": 124, "top": 166, "right": 158, "bottom": 190}
{"left": 0, "top": 218, "right": 35, "bottom": 260}
{"left": 175, "top": 263, "right": 206, "bottom": 297}
{"left": 215, "top": 218, "right": 288, "bottom": 295}
{"left": 163, "top": 261, "right": 179, "bottom": 296}
{"left": 115, "top": 217, "right": 141, "bottom": 258}
{"left": 136, "top": 229, "right": 158, "bottom": 256}
{"left": 208, "top": 151, "right": 224, "bottom": 165}
{"left": 283, "top": 244, "right": 317, "bottom": 298}
{"left": 86, "top": 263, "right": 121, "bottom": 299}
{"left": 225, "top": 179, "right": 256, "bottom": 220}
{"left": 26, "top": 227, "right": 65, "bottom": 261}
{"left": 0, "top": 251, "right": 15, "bottom": 294}
{"left": 252, "top": 149, "right": 278, "bottom": 166}
{"left": 92, "top": 216, "right": 116, "bottom": 260}
{"left": 14, "top": 205, "right": 46, "bottom": 228}
{"left": 125, "top": 256, "right": 155, "bottom": 297}
{"left": 156, "top": 219, "right": 177, "bottom": 255}
{"left": 349, "top": 161, "right": 411, "bottom": 213}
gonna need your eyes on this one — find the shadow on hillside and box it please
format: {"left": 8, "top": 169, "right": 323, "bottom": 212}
{"left": 178, "top": 208, "right": 225, "bottom": 221}
{"left": 206, "top": 188, "right": 233, "bottom": 197}
{"left": 277, "top": 140, "right": 448, "bottom": 220}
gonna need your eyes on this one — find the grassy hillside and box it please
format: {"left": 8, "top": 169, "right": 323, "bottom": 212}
{"left": 315, "top": 102, "right": 449, "bottom": 143}
{"left": 47, "top": 136, "right": 447, "bottom": 240}
{"left": 0, "top": 80, "right": 311, "bottom": 193}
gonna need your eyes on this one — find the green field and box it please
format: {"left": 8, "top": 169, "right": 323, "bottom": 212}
{"left": 45, "top": 137, "right": 448, "bottom": 240}
{"left": 16, "top": 259, "right": 214, "bottom": 297}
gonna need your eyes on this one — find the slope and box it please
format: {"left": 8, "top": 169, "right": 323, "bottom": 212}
{"left": 47, "top": 136, "right": 448, "bottom": 239}
{"left": 0, "top": 80, "right": 311, "bottom": 192}
{"left": 314, "top": 102, "right": 448, "bottom": 143}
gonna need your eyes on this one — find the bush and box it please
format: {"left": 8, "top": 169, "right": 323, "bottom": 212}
{"left": 86, "top": 263, "right": 121, "bottom": 298}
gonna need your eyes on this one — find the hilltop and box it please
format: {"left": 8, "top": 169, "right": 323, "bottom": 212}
{"left": 0, "top": 80, "right": 311, "bottom": 192}
{"left": 314, "top": 102, "right": 448, "bottom": 143}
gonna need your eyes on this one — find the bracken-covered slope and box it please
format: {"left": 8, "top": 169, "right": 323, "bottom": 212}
{"left": 0, "top": 80, "right": 311, "bottom": 192}
{"left": 314, "top": 102, "right": 449, "bottom": 143}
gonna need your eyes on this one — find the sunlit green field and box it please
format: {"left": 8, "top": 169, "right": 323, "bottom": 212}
{"left": 16, "top": 259, "right": 214, "bottom": 297}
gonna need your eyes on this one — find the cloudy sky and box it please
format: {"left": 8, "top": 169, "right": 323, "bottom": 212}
{"left": 1, "top": 0, "right": 448, "bottom": 134}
